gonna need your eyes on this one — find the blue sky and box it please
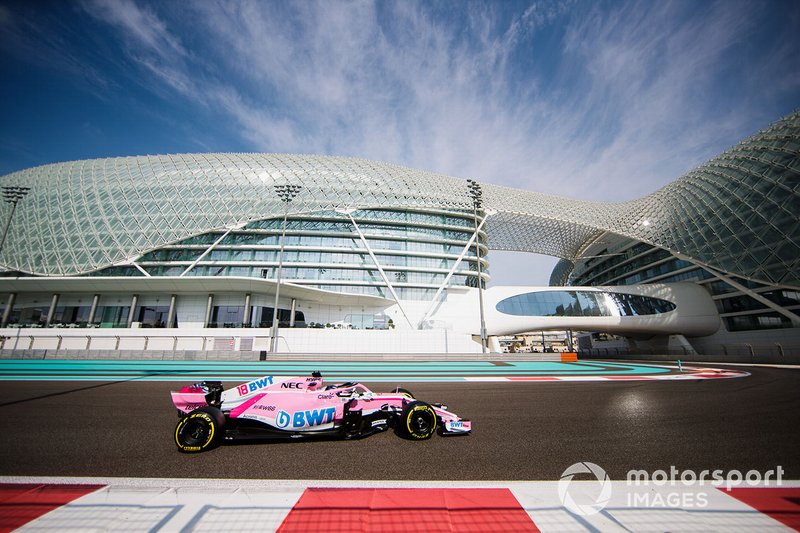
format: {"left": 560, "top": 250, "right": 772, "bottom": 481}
{"left": 1, "top": 0, "right": 798, "bottom": 285}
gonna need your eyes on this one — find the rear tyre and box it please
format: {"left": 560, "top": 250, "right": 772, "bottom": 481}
{"left": 175, "top": 406, "right": 225, "bottom": 453}
{"left": 400, "top": 401, "right": 437, "bottom": 440}
{"left": 391, "top": 387, "right": 414, "bottom": 399}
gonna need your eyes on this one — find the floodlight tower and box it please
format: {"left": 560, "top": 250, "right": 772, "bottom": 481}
{"left": 269, "top": 184, "right": 302, "bottom": 353}
{"left": 466, "top": 179, "right": 488, "bottom": 354}
{"left": 0, "top": 186, "right": 31, "bottom": 255}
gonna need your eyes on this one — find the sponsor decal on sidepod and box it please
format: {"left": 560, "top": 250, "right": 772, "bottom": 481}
{"left": 276, "top": 407, "right": 337, "bottom": 429}
{"left": 237, "top": 376, "right": 275, "bottom": 396}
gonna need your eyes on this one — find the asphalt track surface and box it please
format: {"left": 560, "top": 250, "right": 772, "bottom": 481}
{"left": 1, "top": 365, "right": 798, "bottom": 481}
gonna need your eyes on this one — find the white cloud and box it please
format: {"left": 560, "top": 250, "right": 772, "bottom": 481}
{"left": 79, "top": 0, "right": 201, "bottom": 101}
{"left": 81, "top": 0, "right": 186, "bottom": 58}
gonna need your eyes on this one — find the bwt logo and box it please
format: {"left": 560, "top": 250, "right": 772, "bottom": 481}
{"left": 237, "top": 376, "right": 274, "bottom": 395}
{"left": 276, "top": 407, "right": 336, "bottom": 429}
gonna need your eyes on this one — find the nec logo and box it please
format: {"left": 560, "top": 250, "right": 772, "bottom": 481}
{"left": 281, "top": 382, "right": 301, "bottom": 389}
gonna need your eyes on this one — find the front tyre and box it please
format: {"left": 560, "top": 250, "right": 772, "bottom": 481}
{"left": 174, "top": 406, "right": 225, "bottom": 453}
{"left": 391, "top": 387, "right": 415, "bottom": 399}
{"left": 400, "top": 401, "right": 437, "bottom": 440}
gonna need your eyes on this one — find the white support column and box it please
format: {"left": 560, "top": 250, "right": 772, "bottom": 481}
{"left": 289, "top": 298, "right": 297, "bottom": 327}
{"left": 417, "top": 211, "right": 493, "bottom": 328}
{"left": 45, "top": 293, "right": 60, "bottom": 327}
{"left": 345, "top": 212, "right": 413, "bottom": 329}
{"left": 674, "top": 253, "right": 800, "bottom": 327}
{"left": 243, "top": 293, "right": 252, "bottom": 327}
{"left": 87, "top": 294, "right": 100, "bottom": 325}
{"left": 166, "top": 294, "right": 177, "bottom": 328}
{"left": 204, "top": 294, "right": 214, "bottom": 328}
{"left": 127, "top": 294, "right": 139, "bottom": 328}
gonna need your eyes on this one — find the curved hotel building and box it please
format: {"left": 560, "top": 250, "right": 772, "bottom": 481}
{"left": 0, "top": 111, "right": 797, "bottom": 358}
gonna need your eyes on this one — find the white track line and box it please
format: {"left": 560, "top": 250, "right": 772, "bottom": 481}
{"left": 4, "top": 477, "right": 798, "bottom": 533}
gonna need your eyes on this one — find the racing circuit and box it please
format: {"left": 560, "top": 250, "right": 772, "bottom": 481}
{"left": 1, "top": 358, "right": 798, "bottom": 531}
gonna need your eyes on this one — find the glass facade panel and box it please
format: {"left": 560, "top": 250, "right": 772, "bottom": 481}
{"left": 91, "top": 266, "right": 145, "bottom": 277}
{"left": 575, "top": 248, "right": 672, "bottom": 285}
{"left": 7, "top": 306, "right": 47, "bottom": 327}
{"left": 86, "top": 207, "right": 487, "bottom": 299}
{"left": 761, "top": 290, "right": 800, "bottom": 307}
{"left": 717, "top": 295, "right": 768, "bottom": 314}
{"left": 51, "top": 305, "right": 93, "bottom": 326}
{"left": 136, "top": 305, "right": 171, "bottom": 328}
{"left": 209, "top": 305, "right": 244, "bottom": 328}
{"left": 496, "top": 291, "right": 676, "bottom": 317}
{"left": 724, "top": 313, "right": 794, "bottom": 332}
{"left": 98, "top": 306, "right": 130, "bottom": 328}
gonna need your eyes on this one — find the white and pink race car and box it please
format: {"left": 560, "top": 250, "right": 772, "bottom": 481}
{"left": 171, "top": 372, "right": 471, "bottom": 452}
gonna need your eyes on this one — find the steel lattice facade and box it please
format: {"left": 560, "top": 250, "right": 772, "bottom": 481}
{"left": 0, "top": 112, "right": 798, "bottom": 290}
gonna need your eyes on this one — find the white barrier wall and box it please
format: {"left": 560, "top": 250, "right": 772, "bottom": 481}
{"left": 175, "top": 337, "right": 204, "bottom": 350}
{"left": 61, "top": 336, "right": 89, "bottom": 350}
{"left": 31, "top": 337, "right": 59, "bottom": 350}
{"left": 146, "top": 337, "right": 174, "bottom": 350}
{"left": 0, "top": 327, "right": 483, "bottom": 354}
{"left": 278, "top": 329, "right": 478, "bottom": 353}
{"left": 90, "top": 337, "right": 117, "bottom": 350}
{"left": 119, "top": 337, "right": 146, "bottom": 350}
